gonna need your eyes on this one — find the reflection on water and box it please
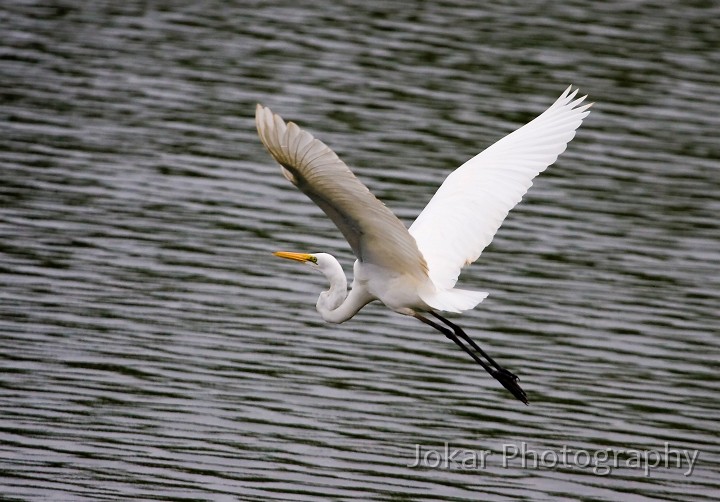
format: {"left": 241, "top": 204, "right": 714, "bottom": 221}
{"left": 1, "top": 1, "right": 719, "bottom": 500}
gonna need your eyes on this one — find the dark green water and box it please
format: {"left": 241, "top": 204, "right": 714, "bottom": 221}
{"left": 1, "top": 1, "right": 718, "bottom": 500}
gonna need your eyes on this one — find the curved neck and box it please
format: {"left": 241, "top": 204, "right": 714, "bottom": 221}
{"left": 315, "top": 257, "right": 370, "bottom": 324}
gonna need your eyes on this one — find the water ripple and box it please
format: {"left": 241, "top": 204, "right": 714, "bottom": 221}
{"left": 1, "top": 0, "right": 719, "bottom": 500}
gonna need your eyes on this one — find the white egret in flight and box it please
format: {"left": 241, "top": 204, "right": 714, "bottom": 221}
{"left": 256, "top": 87, "right": 591, "bottom": 404}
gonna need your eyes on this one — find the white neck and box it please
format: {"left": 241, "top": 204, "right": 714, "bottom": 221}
{"left": 314, "top": 254, "right": 371, "bottom": 323}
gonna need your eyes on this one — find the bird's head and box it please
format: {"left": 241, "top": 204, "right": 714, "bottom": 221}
{"left": 273, "top": 251, "right": 345, "bottom": 280}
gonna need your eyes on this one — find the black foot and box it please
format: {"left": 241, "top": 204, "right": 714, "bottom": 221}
{"left": 492, "top": 368, "right": 528, "bottom": 405}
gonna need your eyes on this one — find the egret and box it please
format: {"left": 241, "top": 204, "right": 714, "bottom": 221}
{"left": 256, "top": 87, "right": 591, "bottom": 404}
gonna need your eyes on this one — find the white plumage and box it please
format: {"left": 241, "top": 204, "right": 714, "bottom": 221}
{"left": 410, "top": 86, "right": 590, "bottom": 293}
{"left": 257, "top": 87, "right": 591, "bottom": 404}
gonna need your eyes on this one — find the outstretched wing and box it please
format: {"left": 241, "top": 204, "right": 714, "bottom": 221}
{"left": 256, "top": 104, "right": 428, "bottom": 280}
{"left": 409, "top": 86, "right": 591, "bottom": 289}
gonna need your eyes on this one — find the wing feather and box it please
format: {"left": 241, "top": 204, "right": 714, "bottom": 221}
{"left": 409, "top": 86, "right": 591, "bottom": 289}
{"left": 256, "top": 104, "right": 428, "bottom": 280}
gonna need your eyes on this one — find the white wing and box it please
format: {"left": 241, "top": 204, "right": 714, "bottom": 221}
{"left": 409, "top": 86, "right": 591, "bottom": 290}
{"left": 256, "top": 104, "right": 429, "bottom": 281}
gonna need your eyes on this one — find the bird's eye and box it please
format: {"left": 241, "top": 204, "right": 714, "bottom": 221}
{"left": 309, "top": 256, "right": 318, "bottom": 264}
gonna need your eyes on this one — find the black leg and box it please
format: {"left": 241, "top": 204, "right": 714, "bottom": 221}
{"left": 414, "top": 312, "right": 495, "bottom": 374}
{"left": 414, "top": 312, "right": 528, "bottom": 405}
{"left": 430, "top": 312, "right": 512, "bottom": 376}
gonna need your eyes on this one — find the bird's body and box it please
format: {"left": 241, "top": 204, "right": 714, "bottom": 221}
{"left": 257, "top": 87, "right": 591, "bottom": 404}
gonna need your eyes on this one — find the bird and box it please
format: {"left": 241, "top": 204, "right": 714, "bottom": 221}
{"left": 256, "top": 87, "right": 591, "bottom": 404}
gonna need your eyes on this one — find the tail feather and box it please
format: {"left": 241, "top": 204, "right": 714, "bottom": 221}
{"left": 420, "top": 288, "right": 489, "bottom": 313}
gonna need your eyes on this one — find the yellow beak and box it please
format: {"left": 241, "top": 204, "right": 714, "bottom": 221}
{"left": 273, "top": 251, "right": 315, "bottom": 263}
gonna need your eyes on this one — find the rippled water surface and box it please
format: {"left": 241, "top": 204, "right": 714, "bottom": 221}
{"left": 2, "top": 1, "right": 719, "bottom": 500}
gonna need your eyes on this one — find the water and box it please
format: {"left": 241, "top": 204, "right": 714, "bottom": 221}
{"left": 1, "top": 1, "right": 719, "bottom": 500}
